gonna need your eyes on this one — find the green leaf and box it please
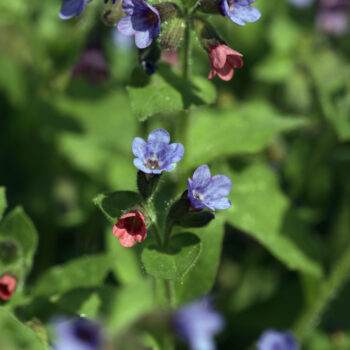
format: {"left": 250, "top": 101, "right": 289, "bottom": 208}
{"left": 0, "top": 187, "right": 6, "bottom": 222}
{"left": 176, "top": 217, "right": 225, "bottom": 302}
{"left": 223, "top": 164, "right": 322, "bottom": 277}
{"left": 0, "top": 308, "right": 48, "bottom": 350}
{"left": 93, "top": 191, "right": 141, "bottom": 223}
{"left": 0, "top": 207, "right": 38, "bottom": 275}
{"left": 103, "top": 278, "right": 156, "bottom": 333}
{"left": 34, "top": 254, "right": 114, "bottom": 296}
{"left": 142, "top": 233, "right": 201, "bottom": 282}
{"left": 127, "top": 64, "right": 216, "bottom": 121}
{"left": 187, "top": 101, "right": 308, "bottom": 165}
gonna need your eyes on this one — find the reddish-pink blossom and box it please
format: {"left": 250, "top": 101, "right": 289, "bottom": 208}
{"left": 0, "top": 274, "right": 17, "bottom": 300}
{"left": 113, "top": 211, "right": 147, "bottom": 247}
{"left": 208, "top": 44, "right": 243, "bottom": 81}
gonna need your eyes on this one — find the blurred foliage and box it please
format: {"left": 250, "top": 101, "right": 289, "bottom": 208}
{"left": 0, "top": 0, "right": 350, "bottom": 349}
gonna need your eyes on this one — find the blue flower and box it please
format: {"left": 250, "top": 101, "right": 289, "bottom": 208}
{"left": 257, "top": 330, "right": 299, "bottom": 350}
{"left": 132, "top": 129, "right": 184, "bottom": 174}
{"left": 117, "top": 0, "right": 161, "bottom": 49}
{"left": 53, "top": 317, "right": 102, "bottom": 350}
{"left": 59, "top": 0, "right": 90, "bottom": 20}
{"left": 174, "top": 297, "right": 224, "bottom": 350}
{"left": 187, "top": 165, "right": 231, "bottom": 211}
{"left": 221, "top": 0, "right": 261, "bottom": 26}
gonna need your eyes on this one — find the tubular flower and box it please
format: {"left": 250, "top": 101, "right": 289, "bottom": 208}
{"left": 208, "top": 44, "right": 243, "bottom": 81}
{"left": 174, "top": 297, "right": 224, "bottom": 350}
{"left": 59, "top": 0, "right": 90, "bottom": 20}
{"left": 257, "top": 330, "right": 299, "bottom": 350}
{"left": 118, "top": 0, "right": 161, "bottom": 49}
{"left": 53, "top": 317, "right": 103, "bottom": 350}
{"left": 113, "top": 211, "right": 147, "bottom": 247}
{"left": 221, "top": 0, "right": 261, "bottom": 26}
{"left": 132, "top": 129, "right": 184, "bottom": 175}
{"left": 0, "top": 274, "right": 17, "bottom": 301}
{"left": 187, "top": 165, "right": 232, "bottom": 211}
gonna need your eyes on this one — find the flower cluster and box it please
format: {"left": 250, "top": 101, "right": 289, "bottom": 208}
{"left": 111, "top": 129, "right": 232, "bottom": 248}
{"left": 58, "top": 0, "right": 261, "bottom": 81}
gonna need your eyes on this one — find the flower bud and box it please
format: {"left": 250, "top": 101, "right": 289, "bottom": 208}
{"left": 0, "top": 274, "right": 17, "bottom": 301}
{"left": 154, "top": 2, "right": 181, "bottom": 22}
{"left": 159, "top": 17, "right": 185, "bottom": 51}
{"left": 194, "top": 18, "right": 222, "bottom": 52}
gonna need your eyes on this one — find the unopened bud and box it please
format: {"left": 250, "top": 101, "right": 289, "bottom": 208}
{"left": 194, "top": 18, "right": 223, "bottom": 52}
{"left": 197, "top": 0, "right": 222, "bottom": 14}
{"left": 102, "top": 0, "right": 124, "bottom": 26}
{"left": 154, "top": 2, "right": 181, "bottom": 22}
{"left": 159, "top": 17, "right": 185, "bottom": 50}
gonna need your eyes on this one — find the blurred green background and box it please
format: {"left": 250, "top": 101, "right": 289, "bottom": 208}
{"left": 0, "top": 0, "right": 350, "bottom": 349}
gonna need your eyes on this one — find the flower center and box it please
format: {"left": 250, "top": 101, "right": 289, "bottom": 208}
{"left": 0, "top": 283, "right": 10, "bottom": 297}
{"left": 145, "top": 158, "right": 160, "bottom": 170}
{"left": 74, "top": 322, "right": 99, "bottom": 346}
{"left": 193, "top": 191, "right": 202, "bottom": 202}
{"left": 124, "top": 216, "right": 143, "bottom": 234}
{"left": 227, "top": 0, "right": 235, "bottom": 11}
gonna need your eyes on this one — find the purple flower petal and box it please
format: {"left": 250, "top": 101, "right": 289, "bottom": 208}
{"left": 257, "top": 330, "right": 299, "bottom": 350}
{"left": 135, "top": 30, "right": 153, "bottom": 49}
{"left": 192, "top": 165, "right": 212, "bottom": 189}
{"left": 118, "top": 17, "right": 137, "bottom": 36}
{"left": 59, "top": 0, "right": 89, "bottom": 20}
{"left": 221, "top": 0, "right": 261, "bottom": 26}
{"left": 132, "top": 137, "right": 147, "bottom": 160}
{"left": 148, "top": 129, "right": 170, "bottom": 144}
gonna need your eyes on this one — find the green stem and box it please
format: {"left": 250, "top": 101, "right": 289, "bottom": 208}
{"left": 293, "top": 245, "right": 350, "bottom": 341}
{"left": 164, "top": 279, "right": 176, "bottom": 308}
{"left": 163, "top": 219, "right": 174, "bottom": 248}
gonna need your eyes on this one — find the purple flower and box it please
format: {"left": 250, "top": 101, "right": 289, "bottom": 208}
{"left": 117, "top": 0, "right": 161, "bottom": 49}
{"left": 174, "top": 297, "right": 224, "bottom": 350}
{"left": 221, "top": 0, "right": 261, "bottom": 26}
{"left": 59, "top": 0, "right": 90, "bottom": 20}
{"left": 132, "top": 129, "right": 184, "bottom": 174}
{"left": 72, "top": 48, "right": 109, "bottom": 84}
{"left": 257, "top": 330, "right": 299, "bottom": 350}
{"left": 53, "top": 317, "right": 103, "bottom": 350}
{"left": 187, "top": 165, "right": 231, "bottom": 211}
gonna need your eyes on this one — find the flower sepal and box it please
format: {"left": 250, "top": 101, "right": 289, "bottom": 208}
{"left": 137, "top": 171, "right": 161, "bottom": 200}
{"left": 167, "top": 191, "right": 215, "bottom": 228}
{"left": 197, "top": 0, "right": 222, "bottom": 14}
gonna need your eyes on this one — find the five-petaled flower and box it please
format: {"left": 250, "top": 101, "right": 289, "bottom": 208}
{"left": 118, "top": 0, "right": 161, "bottom": 49}
{"left": 0, "top": 274, "right": 17, "bottom": 301}
{"left": 187, "top": 165, "right": 232, "bottom": 211}
{"left": 59, "top": 0, "right": 90, "bottom": 20}
{"left": 221, "top": 0, "right": 261, "bottom": 26}
{"left": 53, "top": 317, "right": 103, "bottom": 350}
{"left": 174, "top": 296, "right": 224, "bottom": 350}
{"left": 72, "top": 48, "right": 110, "bottom": 84}
{"left": 113, "top": 211, "right": 147, "bottom": 247}
{"left": 257, "top": 329, "right": 299, "bottom": 350}
{"left": 132, "top": 129, "right": 184, "bottom": 174}
{"left": 208, "top": 44, "right": 243, "bottom": 81}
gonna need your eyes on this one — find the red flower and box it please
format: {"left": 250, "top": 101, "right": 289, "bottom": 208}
{"left": 0, "top": 274, "right": 17, "bottom": 301}
{"left": 208, "top": 44, "right": 243, "bottom": 81}
{"left": 113, "top": 211, "right": 147, "bottom": 247}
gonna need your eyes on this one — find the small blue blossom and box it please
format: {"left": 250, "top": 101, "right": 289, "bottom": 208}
{"left": 117, "top": 0, "right": 161, "bottom": 49}
{"left": 187, "top": 165, "right": 231, "bottom": 211}
{"left": 257, "top": 330, "right": 299, "bottom": 350}
{"left": 221, "top": 0, "right": 261, "bottom": 26}
{"left": 174, "top": 297, "right": 224, "bottom": 350}
{"left": 132, "top": 129, "right": 184, "bottom": 174}
{"left": 53, "top": 317, "right": 102, "bottom": 350}
{"left": 59, "top": 0, "right": 90, "bottom": 20}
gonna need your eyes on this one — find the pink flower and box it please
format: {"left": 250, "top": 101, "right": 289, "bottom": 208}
{"left": 0, "top": 274, "right": 17, "bottom": 300}
{"left": 208, "top": 44, "right": 243, "bottom": 81}
{"left": 113, "top": 211, "right": 147, "bottom": 247}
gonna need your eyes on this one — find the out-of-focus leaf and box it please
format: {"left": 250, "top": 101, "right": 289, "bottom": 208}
{"left": 187, "top": 101, "right": 308, "bottom": 165}
{"left": 223, "top": 164, "right": 322, "bottom": 277}
{"left": 142, "top": 233, "right": 201, "bottom": 282}
{"left": 0, "top": 207, "right": 38, "bottom": 275}
{"left": 176, "top": 217, "right": 225, "bottom": 302}
{"left": 0, "top": 187, "right": 6, "bottom": 221}
{"left": 93, "top": 191, "right": 141, "bottom": 223}
{"left": 254, "top": 55, "right": 294, "bottom": 83}
{"left": 0, "top": 308, "right": 48, "bottom": 350}
{"left": 127, "top": 64, "right": 216, "bottom": 121}
{"left": 103, "top": 278, "right": 156, "bottom": 333}
{"left": 105, "top": 228, "right": 143, "bottom": 285}
{"left": 34, "top": 254, "right": 114, "bottom": 296}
